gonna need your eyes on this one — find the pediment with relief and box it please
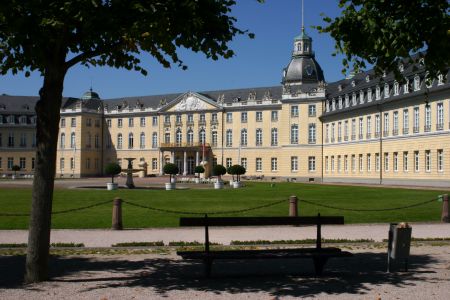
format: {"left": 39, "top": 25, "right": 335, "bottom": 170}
{"left": 164, "top": 92, "right": 219, "bottom": 112}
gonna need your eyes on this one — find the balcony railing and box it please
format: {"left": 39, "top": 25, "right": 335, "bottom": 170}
{"left": 198, "top": 120, "right": 206, "bottom": 126}
{"left": 164, "top": 122, "right": 171, "bottom": 127}
{"left": 160, "top": 142, "right": 210, "bottom": 148}
{"left": 210, "top": 120, "right": 219, "bottom": 125}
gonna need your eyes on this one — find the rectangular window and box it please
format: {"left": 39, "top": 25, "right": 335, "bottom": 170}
{"left": 70, "top": 157, "right": 75, "bottom": 170}
{"left": 344, "top": 155, "right": 349, "bottom": 172}
{"left": 425, "top": 105, "right": 431, "bottom": 132}
{"left": 291, "top": 125, "right": 298, "bottom": 144}
{"left": 403, "top": 109, "right": 409, "bottom": 134}
{"left": 255, "top": 111, "right": 263, "bottom": 122}
{"left": 226, "top": 130, "right": 232, "bottom": 147}
{"left": 271, "top": 158, "right": 278, "bottom": 172}
{"left": 425, "top": 150, "right": 431, "bottom": 172}
{"left": 211, "top": 113, "right": 218, "bottom": 123}
{"left": 291, "top": 156, "right": 298, "bottom": 172}
{"left": 86, "top": 158, "right": 90, "bottom": 170}
{"left": 344, "top": 121, "right": 349, "bottom": 141}
{"left": 375, "top": 153, "right": 380, "bottom": 172}
{"left": 241, "top": 158, "right": 247, "bottom": 169}
{"left": 152, "top": 158, "right": 158, "bottom": 170}
{"left": 118, "top": 118, "right": 123, "bottom": 128}
{"left": 437, "top": 103, "right": 444, "bottom": 130}
{"left": 325, "top": 156, "right": 329, "bottom": 172}
{"left": 403, "top": 152, "right": 409, "bottom": 172}
{"left": 19, "top": 157, "right": 26, "bottom": 169}
{"left": 8, "top": 133, "right": 14, "bottom": 147}
{"left": 271, "top": 128, "right": 278, "bottom": 146}
{"left": 337, "top": 155, "right": 341, "bottom": 172}
{"left": 438, "top": 150, "right": 444, "bottom": 172}
{"left": 366, "top": 116, "right": 372, "bottom": 137}
{"left": 393, "top": 152, "right": 398, "bottom": 172}
{"left": 199, "top": 113, "right": 206, "bottom": 123}
{"left": 331, "top": 156, "right": 335, "bottom": 172}
{"left": 271, "top": 111, "right": 278, "bottom": 121}
{"left": 359, "top": 154, "right": 363, "bottom": 172}
{"left": 175, "top": 115, "right": 182, "bottom": 124}
{"left": 71, "top": 118, "right": 76, "bottom": 127}
{"left": 226, "top": 158, "right": 232, "bottom": 168}
{"left": 226, "top": 112, "right": 233, "bottom": 123}
{"left": 152, "top": 116, "right": 158, "bottom": 126}
{"left": 393, "top": 111, "right": 399, "bottom": 135}
{"left": 308, "top": 124, "right": 316, "bottom": 144}
{"left": 325, "top": 124, "right": 329, "bottom": 143}
{"left": 60, "top": 118, "right": 66, "bottom": 127}
{"left": 384, "top": 153, "right": 389, "bottom": 172}
{"left": 383, "top": 113, "right": 389, "bottom": 136}
{"left": 350, "top": 155, "right": 355, "bottom": 172}
{"left": 7, "top": 157, "right": 13, "bottom": 170}
{"left": 413, "top": 107, "right": 419, "bottom": 133}
{"left": 241, "top": 112, "right": 248, "bottom": 123}
{"left": 351, "top": 119, "right": 356, "bottom": 140}
{"left": 414, "top": 151, "right": 419, "bottom": 172}
{"left": 337, "top": 122, "right": 342, "bottom": 141}
{"left": 367, "top": 154, "right": 372, "bottom": 172}
{"left": 291, "top": 106, "right": 299, "bottom": 117}
{"left": 60, "top": 158, "right": 64, "bottom": 170}
{"left": 107, "top": 119, "right": 112, "bottom": 128}
{"left": 86, "top": 118, "right": 92, "bottom": 127}
{"left": 32, "top": 158, "right": 35, "bottom": 170}
{"left": 375, "top": 114, "right": 380, "bottom": 137}
{"left": 256, "top": 158, "right": 262, "bottom": 172}
{"left": 308, "top": 156, "right": 316, "bottom": 171}
{"left": 308, "top": 104, "right": 316, "bottom": 117}
{"left": 140, "top": 117, "right": 146, "bottom": 127}
{"left": 359, "top": 118, "right": 363, "bottom": 139}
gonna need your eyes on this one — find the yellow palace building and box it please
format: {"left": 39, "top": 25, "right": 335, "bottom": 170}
{"left": 0, "top": 26, "right": 449, "bottom": 187}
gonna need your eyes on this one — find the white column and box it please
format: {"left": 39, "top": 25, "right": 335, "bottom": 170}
{"left": 171, "top": 151, "right": 175, "bottom": 163}
{"left": 183, "top": 151, "right": 187, "bottom": 175}
{"left": 195, "top": 151, "right": 200, "bottom": 167}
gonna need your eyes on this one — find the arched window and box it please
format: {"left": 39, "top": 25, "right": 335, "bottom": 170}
{"left": 414, "top": 75, "right": 420, "bottom": 91}
{"left": 117, "top": 133, "right": 123, "bottom": 149}
{"left": 152, "top": 132, "right": 158, "bottom": 148}
{"left": 176, "top": 129, "right": 182, "bottom": 146}
{"left": 240, "top": 129, "right": 247, "bottom": 146}
{"left": 211, "top": 131, "right": 218, "bottom": 147}
{"left": 70, "top": 132, "right": 76, "bottom": 148}
{"left": 199, "top": 129, "right": 206, "bottom": 144}
{"left": 128, "top": 133, "right": 134, "bottom": 149}
{"left": 60, "top": 133, "right": 65, "bottom": 149}
{"left": 255, "top": 128, "right": 263, "bottom": 146}
{"left": 187, "top": 129, "right": 194, "bottom": 145}
{"left": 140, "top": 133, "right": 145, "bottom": 149}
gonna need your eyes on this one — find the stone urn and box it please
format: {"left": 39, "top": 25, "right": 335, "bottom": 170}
{"left": 214, "top": 181, "right": 224, "bottom": 189}
{"left": 165, "top": 182, "right": 176, "bottom": 190}
{"left": 107, "top": 183, "right": 118, "bottom": 190}
{"left": 232, "top": 181, "right": 242, "bottom": 188}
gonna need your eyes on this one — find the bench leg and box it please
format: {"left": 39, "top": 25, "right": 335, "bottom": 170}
{"left": 313, "top": 257, "right": 328, "bottom": 276}
{"left": 204, "top": 258, "right": 213, "bottom": 278}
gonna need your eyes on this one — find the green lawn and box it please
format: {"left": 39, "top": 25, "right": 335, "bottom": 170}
{"left": 0, "top": 182, "right": 446, "bottom": 229}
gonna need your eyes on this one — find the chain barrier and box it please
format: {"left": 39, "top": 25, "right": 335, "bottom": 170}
{"left": 123, "top": 198, "right": 286, "bottom": 215}
{"left": 299, "top": 197, "right": 438, "bottom": 212}
{"left": 0, "top": 199, "right": 112, "bottom": 217}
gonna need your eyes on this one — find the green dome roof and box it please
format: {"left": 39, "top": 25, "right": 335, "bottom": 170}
{"left": 81, "top": 89, "right": 100, "bottom": 100}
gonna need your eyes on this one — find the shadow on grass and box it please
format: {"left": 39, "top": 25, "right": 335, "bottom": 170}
{"left": 0, "top": 252, "right": 441, "bottom": 298}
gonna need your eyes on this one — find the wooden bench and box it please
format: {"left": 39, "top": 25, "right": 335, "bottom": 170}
{"left": 177, "top": 214, "right": 353, "bottom": 277}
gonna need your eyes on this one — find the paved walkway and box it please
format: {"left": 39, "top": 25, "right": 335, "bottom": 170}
{"left": 1, "top": 223, "right": 449, "bottom": 247}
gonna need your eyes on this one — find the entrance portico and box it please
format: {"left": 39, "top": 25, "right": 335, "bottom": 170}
{"left": 159, "top": 143, "right": 211, "bottom": 176}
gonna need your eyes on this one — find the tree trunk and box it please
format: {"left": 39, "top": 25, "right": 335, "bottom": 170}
{"left": 25, "top": 61, "right": 66, "bottom": 283}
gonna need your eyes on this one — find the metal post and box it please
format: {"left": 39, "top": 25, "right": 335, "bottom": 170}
{"left": 112, "top": 197, "right": 123, "bottom": 230}
{"left": 289, "top": 195, "right": 298, "bottom": 217}
{"left": 442, "top": 194, "right": 449, "bottom": 223}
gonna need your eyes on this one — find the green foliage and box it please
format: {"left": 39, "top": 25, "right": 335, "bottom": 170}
{"left": 212, "top": 164, "right": 227, "bottom": 178}
{"left": 11, "top": 165, "right": 21, "bottom": 172}
{"left": 194, "top": 165, "right": 205, "bottom": 174}
{"left": 104, "top": 163, "right": 121, "bottom": 183}
{"left": 227, "top": 164, "right": 245, "bottom": 181}
{"left": 163, "top": 163, "right": 179, "bottom": 182}
{"left": 317, "top": 0, "right": 449, "bottom": 79}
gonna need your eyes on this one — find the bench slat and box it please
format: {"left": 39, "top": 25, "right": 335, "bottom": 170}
{"left": 180, "top": 216, "right": 344, "bottom": 227}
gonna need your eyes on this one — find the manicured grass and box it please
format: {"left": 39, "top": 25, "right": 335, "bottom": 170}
{"left": 0, "top": 182, "right": 446, "bottom": 229}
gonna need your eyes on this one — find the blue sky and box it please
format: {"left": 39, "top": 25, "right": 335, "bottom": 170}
{"left": 0, "top": 0, "right": 344, "bottom": 99}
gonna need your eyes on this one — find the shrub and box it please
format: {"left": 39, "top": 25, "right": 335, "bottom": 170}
{"left": 212, "top": 164, "right": 226, "bottom": 181}
{"left": 104, "top": 162, "right": 121, "bottom": 184}
{"left": 11, "top": 165, "right": 20, "bottom": 176}
{"left": 163, "top": 163, "right": 179, "bottom": 182}
{"left": 194, "top": 165, "right": 205, "bottom": 178}
{"left": 227, "top": 164, "right": 246, "bottom": 182}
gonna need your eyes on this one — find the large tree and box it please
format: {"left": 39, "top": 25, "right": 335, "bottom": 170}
{"left": 0, "top": 0, "right": 258, "bottom": 283}
{"left": 317, "top": 0, "right": 449, "bottom": 79}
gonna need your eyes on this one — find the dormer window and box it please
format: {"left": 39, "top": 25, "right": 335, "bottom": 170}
{"left": 398, "top": 64, "right": 404, "bottom": 72}
{"left": 338, "top": 97, "right": 343, "bottom": 109}
{"left": 326, "top": 101, "right": 330, "bottom": 112}
{"left": 419, "top": 58, "right": 425, "bottom": 66}
{"left": 365, "top": 75, "right": 370, "bottom": 82}
{"left": 351, "top": 80, "right": 356, "bottom": 87}
{"left": 31, "top": 116, "right": 36, "bottom": 124}
{"left": 394, "top": 81, "right": 399, "bottom": 95}
{"left": 367, "top": 88, "right": 373, "bottom": 102}
{"left": 19, "top": 116, "right": 27, "bottom": 124}
{"left": 332, "top": 99, "right": 336, "bottom": 111}
{"left": 359, "top": 91, "right": 364, "bottom": 104}
{"left": 438, "top": 73, "right": 444, "bottom": 85}
{"left": 8, "top": 115, "right": 15, "bottom": 124}
{"left": 352, "top": 93, "right": 357, "bottom": 106}
{"left": 425, "top": 72, "right": 433, "bottom": 88}
{"left": 345, "top": 95, "right": 349, "bottom": 107}
{"left": 404, "top": 79, "right": 410, "bottom": 93}
{"left": 414, "top": 75, "right": 420, "bottom": 91}
{"left": 384, "top": 83, "right": 389, "bottom": 98}
{"left": 375, "top": 86, "right": 381, "bottom": 100}
{"left": 338, "top": 84, "right": 342, "bottom": 91}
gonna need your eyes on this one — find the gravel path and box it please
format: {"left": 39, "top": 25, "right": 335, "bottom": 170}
{"left": 1, "top": 245, "right": 450, "bottom": 299}
{"left": 1, "top": 223, "right": 449, "bottom": 247}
